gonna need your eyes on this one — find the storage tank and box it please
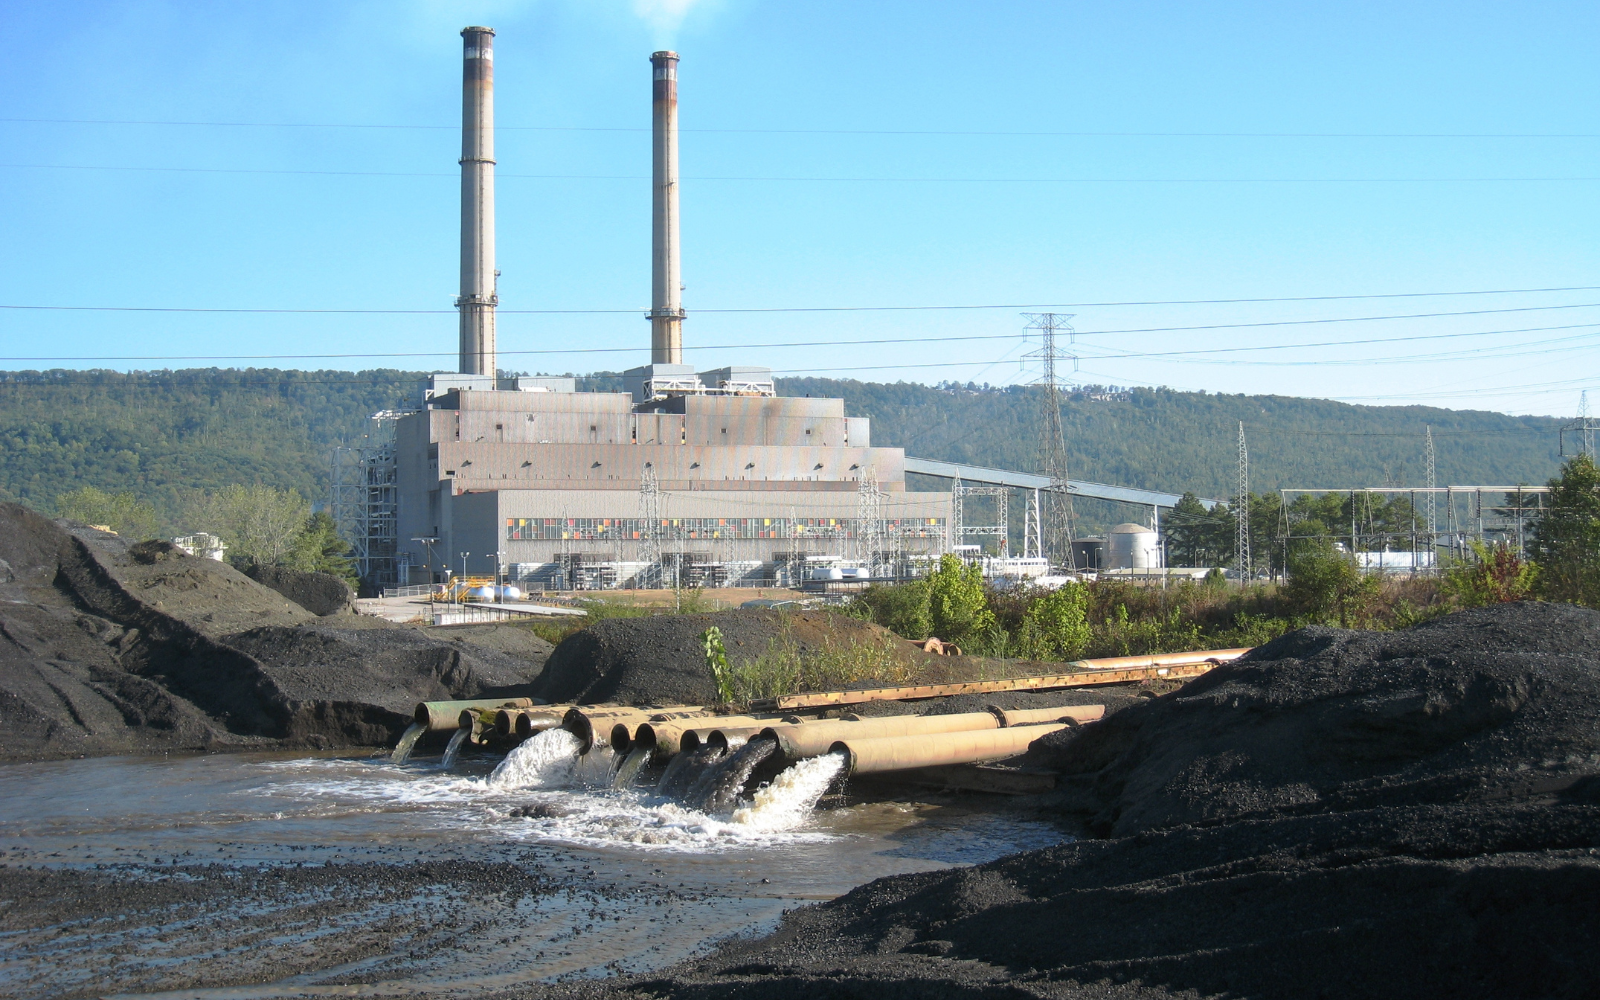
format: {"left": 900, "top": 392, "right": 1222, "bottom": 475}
{"left": 1106, "top": 523, "right": 1161, "bottom": 570}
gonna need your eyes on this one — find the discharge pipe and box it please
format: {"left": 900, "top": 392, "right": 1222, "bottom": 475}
{"left": 761, "top": 711, "right": 1005, "bottom": 760}
{"left": 1066, "top": 649, "right": 1251, "bottom": 672}
{"left": 564, "top": 706, "right": 665, "bottom": 754}
{"left": 414, "top": 698, "right": 542, "bottom": 732}
{"left": 633, "top": 714, "right": 778, "bottom": 757}
{"left": 682, "top": 724, "right": 772, "bottom": 753}
{"left": 830, "top": 723, "right": 1067, "bottom": 775}
{"left": 990, "top": 705, "right": 1105, "bottom": 727}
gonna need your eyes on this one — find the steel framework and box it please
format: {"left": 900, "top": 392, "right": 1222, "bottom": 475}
{"left": 1023, "top": 313, "right": 1079, "bottom": 569}
{"left": 1277, "top": 486, "right": 1548, "bottom": 574}
{"left": 329, "top": 411, "right": 403, "bottom": 590}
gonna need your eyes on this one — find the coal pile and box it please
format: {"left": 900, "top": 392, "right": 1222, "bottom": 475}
{"left": 244, "top": 563, "right": 355, "bottom": 616}
{"left": 1022, "top": 601, "right": 1600, "bottom": 835}
{"left": 532, "top": 608, "right": 928, "bottom": 705}
{"left": 0, "top": 503, "right": 549, "bottom": 762}
{"left": 538, "top": 602, "right": 1600, "bottom": 1000}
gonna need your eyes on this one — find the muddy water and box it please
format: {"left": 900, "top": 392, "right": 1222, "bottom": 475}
{"left": 0, "top": 747, "right": 1069, "bottom": 999}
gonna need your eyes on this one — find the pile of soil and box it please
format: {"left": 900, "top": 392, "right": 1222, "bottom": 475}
{"left": 244, "top": 563, "right": 355, "bottom": 616}
{"left": 0, "top": 503, "right": 550, "bottom": 762}
{"left": 533, "top": 609, "right": 944, "bottom": 705}
{"left": 535, "top": 602, "right": 1600, "bottom": 1000}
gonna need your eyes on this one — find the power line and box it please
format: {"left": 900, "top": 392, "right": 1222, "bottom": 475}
{"left": 5, "top": 318, "right": 1597, "bottom": 365}
{"left": 7, "top": 116, "right": 1598, "bottom": 139}
{"left": 4, "top": 285, "right": 1594, "bottom": 317}
{"left": 4, "top": 162, "right": 1597, "bottom": 183}
{"left": 1079, "top": 323, "right": 1600, "bottom": 366}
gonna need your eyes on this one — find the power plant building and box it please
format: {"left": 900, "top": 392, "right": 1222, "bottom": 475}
{"left": 379, "top": 33, "right": 950, "bottom": 590}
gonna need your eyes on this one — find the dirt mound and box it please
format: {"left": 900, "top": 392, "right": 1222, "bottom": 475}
{"left": 1021, "top": 601, "right": 1600, "bottom": 836}
{"left": 533, "top": 608, "right": 935, "bottom": 705}
{"left": 0, "top": 503, "right": 549, "bottom": 761}
{"left": 243, "top": 564, "right": 355, "bottom": 616}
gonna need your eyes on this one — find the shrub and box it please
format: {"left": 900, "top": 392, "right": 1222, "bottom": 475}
{"left": 1018, "top": 582, "right": 1092, "bottom": 661}
{"left": 1283, "top": 545, "right": 1380, "bottom": 627}
{"left": 1441, "top": 539, "right": 1538, "bottom": 608}
{"left": 926, "top": 554, "right": 996, "bottom": 644}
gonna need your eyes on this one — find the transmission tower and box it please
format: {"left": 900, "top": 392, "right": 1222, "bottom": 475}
{"left": 855, "top": 467, "right": 886, "bottom": 575}
{"left": 1236, "top": 421, "right": 1251, "bottom": 580}
{"left": 1560, "top": 392, "right": 1595, "bottom": 458}
{"left": 1023, "top": 312, "right": 1079, "bottom": 569}
{"left": 639, "top": 462, "right": 663, "bottom": 588}
{"left": 1424, "top": 425, "right": 1437, "bottom": 551}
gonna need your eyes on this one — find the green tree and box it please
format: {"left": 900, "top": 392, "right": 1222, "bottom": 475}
{"left": 191, "top": 484, "right": 310, "bottom": 567}
{"left": 1441, "top": 539, "right": 1538, "bottom": 608}
{"left": 1530, "top": 454, "right": 1600, "bottom": 606}
{"left": 54, "top": 486, "right": 158, "bottom": 540}
{"left": 926, "top": 554, "right": 996, "bottom": 644}
{"left": 288, "top": 511, "right": 357, "bottom": 585}
{"left": 1019, "top": 582, "right": 1092, "bottom": 660}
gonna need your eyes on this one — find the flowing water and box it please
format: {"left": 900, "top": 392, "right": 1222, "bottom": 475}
{"left": 440, "top": 728, "right": 471, "bottom": 769}
{"left": 0, "top": 742, "right": 1071, "bottom": 999}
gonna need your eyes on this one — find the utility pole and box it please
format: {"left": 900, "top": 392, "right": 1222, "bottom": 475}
{"left": 1236, "top": 421, "right": 1251, "bottom": 581}
{"left": 1023, "top": 313, "right": 1079, "bottom": 570}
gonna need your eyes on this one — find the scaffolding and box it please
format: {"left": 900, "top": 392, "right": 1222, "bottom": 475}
{"left": 330, "top": 411, "right": 403, "bottom": 591}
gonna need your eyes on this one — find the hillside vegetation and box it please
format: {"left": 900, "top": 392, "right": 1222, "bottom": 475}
{"left": 0, "top": 368, "right": 1568, "bottom": 533}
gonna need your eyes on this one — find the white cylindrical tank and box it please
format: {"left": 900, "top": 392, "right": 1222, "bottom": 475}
{"left": 1106, "top": 523, "right": 1161, "bottom": 570}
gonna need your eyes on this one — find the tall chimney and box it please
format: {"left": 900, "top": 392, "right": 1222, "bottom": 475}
{"left": 458, "top": 27, "right": 497, "bottom": 377}
{"left": 649, "top": 51, "right": 684, "bottom": 365}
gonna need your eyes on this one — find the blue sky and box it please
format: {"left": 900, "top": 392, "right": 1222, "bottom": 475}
{"left": 1, "top": 0, "right": 1596, "bottom": 415}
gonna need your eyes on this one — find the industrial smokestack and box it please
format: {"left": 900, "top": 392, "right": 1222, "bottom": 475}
{"left": 649, "top": 50, "right": 684, "bottom": 365}
{"left": 458, "top": 27, "right": 497, "bottom": 377}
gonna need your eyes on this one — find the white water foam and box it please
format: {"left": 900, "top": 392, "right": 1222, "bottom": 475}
{"left": 488, "top": 728, "right": 583, "bottom": 789}
{"left": 252, "top": 743, "right": 846, "bottom": 854}
{"left": 733, "top": 752, "right": 846, "bottom": 831}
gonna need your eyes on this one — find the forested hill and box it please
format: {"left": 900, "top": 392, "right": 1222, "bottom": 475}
{"left": 781, "top": 378, "right": 1568, "bottom": 500}
{"left": 0, "top": 368, "right": 1569, "bottom": 531}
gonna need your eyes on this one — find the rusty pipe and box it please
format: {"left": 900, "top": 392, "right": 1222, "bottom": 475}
{"left": 634, "top": 714, "right": 772, "bottom": 757}
{"left": 687, "top": 725, "right": 768, "bottom": 751}
{"left": 1065, "top": 649, "right": 1251, "bottom": 672}
{"left": 414, "top": 698, "right": 540, "bottom": 732}
{"left": 516, "top": 711, "right": 563, "bottom": 740}
{"left": 562, "top": 706, "right": 659, "bottom": 754}
{"left": 761, "top": 712, "right": 1002, "bottom": 760}
{"left": 992, "top": 705, "right": 1105, "bottom": 727}
{"left": 830, "top": 723, "right": 1066, "bottom": 775}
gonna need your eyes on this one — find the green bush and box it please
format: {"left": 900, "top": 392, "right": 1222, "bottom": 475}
{"left": 1018, "top": 582, "right": 1092, "bottom": 660}
{"left": 926, "top": 554, "right": 996, "bottom": 644}
{"left": 1441, "top": 539, "right": 1538, "bottom": 608}
{"left": 1282, "top": 544, "right": 1380, "bottom": 628}
{"left": 850, "top": 580, "right": 933, "bottom": 640}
